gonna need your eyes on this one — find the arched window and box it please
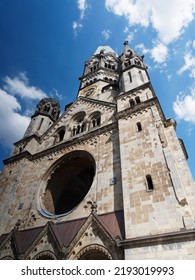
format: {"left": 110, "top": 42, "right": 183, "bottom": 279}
{"left": 90, "top": 112, "right": 101, "bottom": 129}
{"left": 129, "top": 99, "right": 135, "bottom": 107}
{"left": 72, "top": 112, "right": 86, "bottom": 136}
{"left": 135, "top": 96, "right": 141, "bottom": 104}
{"left": 58, "top": 129, "right": 65, "bottom": 141}
{"left": 136, "top": 122, "right": 142, "bottom": 132}
{"left": 55, "top": 127, "right": 65, "bottom": 143}
{"left": 134, "top": 58, "right": 141, "bottom": 66}
{"left": 146, "top": 175, "right": 154, "bottom": 191}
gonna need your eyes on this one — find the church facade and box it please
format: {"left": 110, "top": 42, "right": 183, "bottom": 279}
{"left": 0, "top": 42, "right": 195, "bottom": 259}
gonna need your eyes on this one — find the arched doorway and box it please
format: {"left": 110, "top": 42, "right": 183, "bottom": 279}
{"left": 76, "top": 245, "right": 112, "bottom": 260}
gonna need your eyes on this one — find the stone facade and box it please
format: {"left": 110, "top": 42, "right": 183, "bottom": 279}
{"left": 0, "top": 42, "right": 195, "bottom": 259}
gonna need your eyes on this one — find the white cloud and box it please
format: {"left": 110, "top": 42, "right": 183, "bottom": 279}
{"left": 105, "top": 0, "right": 195, "bottom": 44}
{"left": 177, "top": 47, "right": 195, "bottom": 78}
{"left": 136, "top": 43, "right": 150, "bottom": 55}
{"left": 77, "top": 0, "right": 88, "bottom": 19}
{"left": 3, "top": 72, "right": 47, "bottom": 100}
{"left": 72, "top": 21, "right": 83, "bottom": 36}
{"left": 173, "top": 88, "right": 195, "bottom": 123}
{"left": 125, "top": 32, "right": 134, "bottom": 43}
{"left": 102, "top": 29, "right": 111, "bottom": 40}
{"left": 123, "top": 27, "right": 134, "bottom": 42}
{"left": 73, "top": 0, "right": 88, "bottom": 35}
{"left": 50, "top": 88, "right": 63, "bottom": 101}
{"left": 136, "top": 42, "right": 168, "bottom": 64}
{"left": 151, "top": 42, "right": 168, "bottom": 63}
{"left": 0, "top": 89, "right": 30, "bottom": 148}
{"left": 186, "top": 40, "right": 195, "bottom": 49}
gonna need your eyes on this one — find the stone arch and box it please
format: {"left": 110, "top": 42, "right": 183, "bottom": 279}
{"left": 71, "top": 111, "right": 87, "bottom": 136}
{"left": 76, "top": 244, "right": 112, "bottom": 260}
{"left": 54, "top": 126, "right": 66, "bottom": 143}
{"left": 33, "top": 250, "right": 57, "bottom": 260}
{"left": 89, "top": 111, "right": 101, "bottom": 129}
{"left": 0, "top": 256, "right": 14, "bottom": 260}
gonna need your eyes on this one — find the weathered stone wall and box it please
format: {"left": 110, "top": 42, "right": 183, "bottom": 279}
{"left": 117, "top": 103, "right": 195, "bottom": 239}
{"left": 125, "top": 240, "right": 195, "bottom": 259}
{"left": 0, "top": 127, "right": 123, "bottom": 235}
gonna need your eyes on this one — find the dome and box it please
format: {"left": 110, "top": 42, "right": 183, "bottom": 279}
{"left": 93, "top": 45, "right": 117, "bottom": 56}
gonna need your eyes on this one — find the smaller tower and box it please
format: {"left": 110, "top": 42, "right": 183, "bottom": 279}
{"left": 24, "top": 98, "right": 60, "bottom": 138}
{"left": 119, "top": 41, "right": 149, "bottom": 93}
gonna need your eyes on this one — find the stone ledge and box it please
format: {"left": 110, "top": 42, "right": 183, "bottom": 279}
{"left": 118, "top": 229, "right": 195, "bottom": 248}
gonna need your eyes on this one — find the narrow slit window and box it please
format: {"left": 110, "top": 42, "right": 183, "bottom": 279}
{"left": 128, "top": 71, "right": 132, "bottom": 83}
{"left": 139, "top": 70, "right": 144, "bottom": 82}
{"left": 38, "top": 118, "right": 44, "bottom": 130}
{"left": 136, "top": 122, "right": 142, "bottom": 132}
{"left": 146, "top": 175, "right": 154, "bottom": 191}
{"left": 129, "top": 99, "right": 135, "bottom": 107}
{"left": 135, "top": 96, "right": 141, "bottom": 104}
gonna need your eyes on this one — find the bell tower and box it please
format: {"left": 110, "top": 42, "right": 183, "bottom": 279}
{"left": 78, "top": 46, "right": 119, "bottom": 103}
{"left": 119, "top": 41, "right": 149, "bottom": 93}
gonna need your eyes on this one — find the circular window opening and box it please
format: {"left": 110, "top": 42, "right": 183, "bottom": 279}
{"left": 43, "top": 151, "right": 95, "bottom": 215}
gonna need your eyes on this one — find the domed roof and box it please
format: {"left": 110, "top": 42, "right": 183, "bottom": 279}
{"left": 93, "top": 46, "right": 117, "bottom": 56}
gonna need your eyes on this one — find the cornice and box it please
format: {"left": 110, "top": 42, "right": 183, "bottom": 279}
{"left": 120, "top": 64, "right": 146, "bottom": 74}
{"left": 118, "top": 229, "right": 195, "bottom": 249}
{"left": 3, "top": 151, "right": 32, "bottom": 165}
{"left": 79, "top": 66, "right": 119, "bottom": 81}
{"left": 14, "top": 134, "right": 40, "bottom": 146}
{"left": 116, "top": 82, "right": 152, "bottom": 100}
{"left": 115, "top": 97, "right": 157, "bottom": 120}
{"left": 79, "top": 96, "right": 116, "bottom": 109}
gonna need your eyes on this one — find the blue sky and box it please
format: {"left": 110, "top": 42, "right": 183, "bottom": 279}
{"left": 0, "top": 0, "right": 195, "bottom": 179}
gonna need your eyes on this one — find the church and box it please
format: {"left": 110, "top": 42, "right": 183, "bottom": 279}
{"left": 0, "top": 41, "right": 195, "bottom": 259}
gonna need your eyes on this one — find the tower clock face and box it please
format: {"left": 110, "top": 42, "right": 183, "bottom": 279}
{"left": 78, "top": 85, "right": 97, "bottom": 98}
{"left": 85, "top": 88, "right": 94, "bottom": 96}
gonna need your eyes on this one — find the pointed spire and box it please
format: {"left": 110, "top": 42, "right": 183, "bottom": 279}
{"left": 122, "top": 40, "right": 136, "bottom": 58}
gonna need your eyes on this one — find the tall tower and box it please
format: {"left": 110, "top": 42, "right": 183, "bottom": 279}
{"left": 0, "top": 42, "right": 195, "bottom": 260}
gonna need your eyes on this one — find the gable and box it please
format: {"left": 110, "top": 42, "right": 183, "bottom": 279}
{"left": 66, "top": 210, "right": 124, "bottom": 260}
{"left": 37, "top": 97, "right": 116, "bottom": 151}
{"left": 0, "top": 211, "right": 124, "bottom": 259}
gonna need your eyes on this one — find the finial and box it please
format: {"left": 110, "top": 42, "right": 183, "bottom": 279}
{"left": 91, "top": 201, "right": 97, "bottom": 213}
{"left": 124, "top": 40, "right": 129, "bottom": 46}
{"left": 87, "top": 201, "right": 97, "bottom": 213}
